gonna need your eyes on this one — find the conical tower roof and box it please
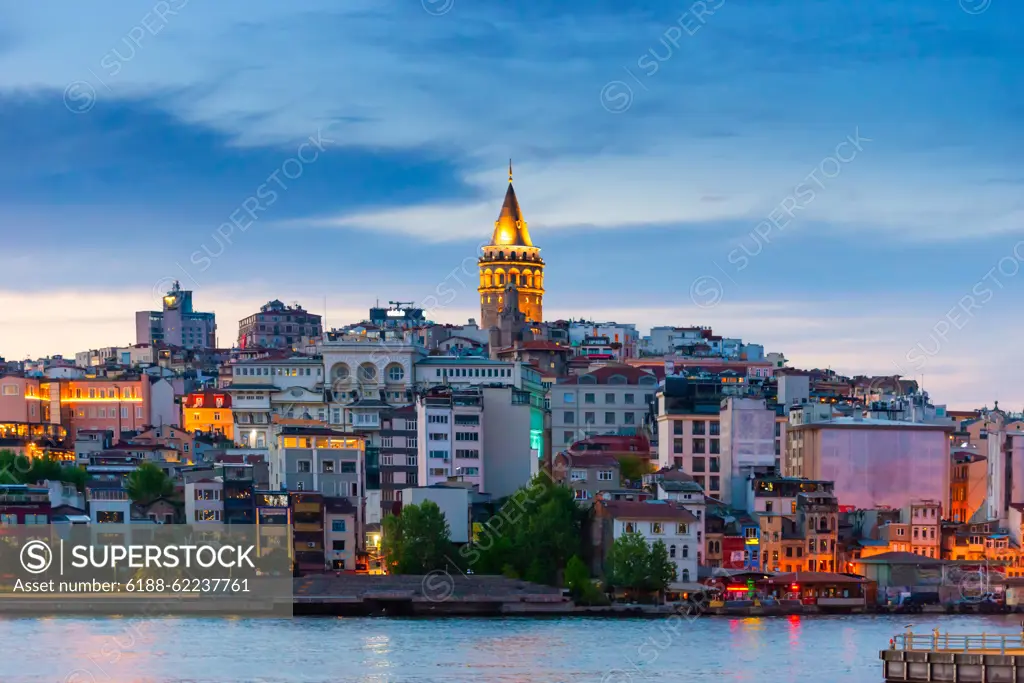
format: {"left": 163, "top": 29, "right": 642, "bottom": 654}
{"left": 489, "top": 161, "right": 533, "bottom": 247}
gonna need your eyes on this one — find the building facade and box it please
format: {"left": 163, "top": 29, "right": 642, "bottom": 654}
{"left": 238, "top": 300, "right": 323, "bottom": 350}
{"left": 136, "top": 281, "right": 217, "bottom": 349}
{"left": 784, "top": 415, "right": 952, "bottom": 510}
{"left": 550, "top": 365, "right": 658, "bottom": 451}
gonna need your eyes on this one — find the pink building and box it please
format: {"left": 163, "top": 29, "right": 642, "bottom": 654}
{"left": 785, "top": 417, "right": 953, "bottom": 510}
{"left": 0, "top": 377, "right": 43, "bottom": 423}
{"left": 0, "top": 375, "right": 176, "bottom": 445}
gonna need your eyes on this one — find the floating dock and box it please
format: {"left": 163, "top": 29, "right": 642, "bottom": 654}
{"left": 881, "top": 631, "right": 1024, "bottom": 682}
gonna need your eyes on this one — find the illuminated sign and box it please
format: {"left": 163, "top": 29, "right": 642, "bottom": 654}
{"left": 745, "top": 537, "right": 759, "bottom": 545}
{"left": 256, "top": 494, "right": 289, "bottom": 508}
{"left": 386, "top": 310, "right": 405, "bottom": 318}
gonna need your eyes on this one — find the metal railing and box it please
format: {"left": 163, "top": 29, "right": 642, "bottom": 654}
{"left": 893, "top": 631, "right": 1024, "bottom": 654}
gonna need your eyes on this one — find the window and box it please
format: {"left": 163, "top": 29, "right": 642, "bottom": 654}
{"left": 428, "top": 415, "right": 449, "bottom": 424}
{"left": 624, "top": 412, "right": 635, "bottom": 425}
{"left": 1, "top": 384, "right": 18, "bottom": 396}
{"left": 692, "top": 421, "right": 706, "bottom": 435}
{"left": 456, "top": 449, "right": 479, "bottom": 459}
{"left": 605, "top": 393, "right": 615, "bottom": 404}
{"left": 564, "top": 411, "right": 575, "bottom": 424}
{"left": 388, "top": 365, "right": 405, "bottom": 382}
{"left": 709, "top": 421, "right": 720, "bottom": 436}
{"left": 681, "top": 545, "right": 689, "bottom": 558}
{"left": 455, "top": 432, "right": 479, "bottom": 441}
{"left": 570, "top": 470, "right": 587, "bottom": 481}
{"left": 651, "top": 522, "right": 664, "bottom": 534}
{"left": 332, "top": 520, "right": 347, "bottom": 532}
{"left": 563, "top": 392, "right": 575, "bottom": 403}
{"left": 765, "top": 501, "right": 773, "bottom": 513}
{"left": 332, "top": 540, "right": 346, "bottom": 551}
{"left": 584, "top": 393, "right": 595, "bottom": 404}
{"left": 429, "top": 433, "right": 449, "bottom": 441}
{"left": 598, "top": 470, "right": 614, "bottom": 481}
{"left": 297, "top": 460, "right": 311, "bottom": 473}
{"left": 624, "top": 393, "right": 635, "bottom": 404}
{"left": 604, "top": 412, "right": 615, "bottom": 425}
{"left": 322, "top": 460, "right": 335, "bottom": 473}
{"left": 584, "top": 412, "right": 595, "bottom": 424}
{"left": 673, "top": 421, "right": 683, "bottom": 435}
{"left": 673, "top": 438, "right": 683, "bottom": 454}
{"left": 677, "top": 523, "right": 688, "bottom": 535}
{"left": 710, "top": 439, "right": 720, "bottom": 454}
{"left": 624, "top": 522, "right": 636, "bottom": 533}
{"left": 692, "top": 456, "right": 705, "bottom": 473}
{"left": 710, "top": 476, "right": 720, "bottom": 491}
{"left": 564, "top": 431, "right": 575, "bottom": 444}
{"left": 429, "top": 450, "right": 449, "bottom": 459}
{"left": 692, "top": 438, "right": 705, "bottom": 454}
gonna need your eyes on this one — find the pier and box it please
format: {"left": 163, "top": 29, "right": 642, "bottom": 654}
{"left": 881, "top": 631, "right": 1024, "bottom": 682}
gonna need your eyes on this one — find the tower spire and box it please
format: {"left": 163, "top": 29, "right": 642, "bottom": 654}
{"left": 509, "top": 158, "right": 513, "bottom": 184}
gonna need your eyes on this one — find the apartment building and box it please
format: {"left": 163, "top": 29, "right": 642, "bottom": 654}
{"left": 592, "top": 499, "right": 700, "bottom": 583}
{"left": 552, "top": 451, "right": 622, "bottom": 502}
{"left": 238, "top": 299, "right": 323, "bottom": 350}
{"left": 270, "top": 426, "right": 365, "bottom": 502}
{"left": 136, "top": 281, "right": 216, "bottom": 349}
{"left": 378, "top": 406, "right": 418, "bottom": 514}
{"left": 784, "top": 412, "right": 953, "bottom": 510}
{"left": 950, "top": 449, "right": 987, "bottom": 523}
{"left": 417, "top": 386, "right": 484, "bottom": 490}
{"left": 184, "top": 478, "right": 224, "bottom": 523}
{"left": 550, "top": 365, "right": 657, "bottom": 451}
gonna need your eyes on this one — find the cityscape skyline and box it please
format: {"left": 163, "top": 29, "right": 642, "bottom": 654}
{"left": 1, "top": 1, "right": 1022, "bottom": 410}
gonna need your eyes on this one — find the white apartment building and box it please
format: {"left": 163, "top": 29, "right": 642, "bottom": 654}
{"left": 184, "top": 478, "right": 224, "bottom": 523}
{"left": 417, "top": 387, "right": 484, "bottom": 490}
{"left": 595, "top": 499, "right": 700, "bottom": 583}
{"left": 414, "top": 357, "right": 523, "bottom": 389}
{"left": 550, "top": 365, "right": 657, "bottom": 450}
{"left": 226, "top": 355, "right": 326, "bottom": 449}
{"left": 416, "top": 383, "right": 544, "bottom": 499}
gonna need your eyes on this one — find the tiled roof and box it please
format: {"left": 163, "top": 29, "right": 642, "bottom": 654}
{"left": 598, "top": 499, "right": 698, "bottom": 522}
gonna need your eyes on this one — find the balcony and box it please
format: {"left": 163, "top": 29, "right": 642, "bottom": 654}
{"left": 294, "top": 502, "right": 321, "bottom": 514}
{"left": 294, "top": 522, "right": 322, "bottom": 533}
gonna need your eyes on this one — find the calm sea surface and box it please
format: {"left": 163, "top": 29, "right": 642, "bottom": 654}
{"left": 2, "top": 614, "right": 1020, "bottom": 682}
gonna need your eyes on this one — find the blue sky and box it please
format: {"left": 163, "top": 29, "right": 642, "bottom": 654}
{"left": 0, "top": 0, "right": 1021, "bottom": 408}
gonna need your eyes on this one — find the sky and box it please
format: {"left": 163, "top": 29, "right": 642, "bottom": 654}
{"left": 0, "top": 0, "right": 1021, "bottom": 409}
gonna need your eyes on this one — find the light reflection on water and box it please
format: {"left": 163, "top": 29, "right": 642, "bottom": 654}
{"left": 1, "top": 614, "right": 1021, "bottom": 683}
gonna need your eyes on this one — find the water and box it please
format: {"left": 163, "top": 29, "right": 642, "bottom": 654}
{"left": 3, "top": 614, "right": 1021, "bottom": 682}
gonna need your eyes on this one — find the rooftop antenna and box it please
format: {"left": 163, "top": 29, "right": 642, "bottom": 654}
{"left": 509, "top": 158, "right": 513, "bottom": 183}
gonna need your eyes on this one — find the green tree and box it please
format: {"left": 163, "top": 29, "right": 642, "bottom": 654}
{"left": 472, "top": 475, "right": 587, "bottom": 585}
{"left": 607, "top": 533, "right": 678, "bottom": 599}
{"left": 381, "top": 500, "right": 454, "bottom": 574}
{"left": 647, "top": 540, "right": 677, "bottom": 593}
{"left": 564, "top": 555, "right": 590, "bottom": 598}
{"left": 616, "top": 455, "right": 653, "bottom": 484}
{"left": 607, "top": 532, "right": 651, "bottom": 595}
{"left": 125, "top": 462, "right": 174, "bottom": 503}
{"left": 0, "top": 450, "right": 89, "bottom": 491}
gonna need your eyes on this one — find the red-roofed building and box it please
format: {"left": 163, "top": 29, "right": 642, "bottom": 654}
{"left": 552, "top": 450, "right": 622, "bottom": 501}
{"left": 592, "top": 499, "right": 701, "bottom": 582}
{"left": 182, "top": 390, "right": 234, "bottom": 440}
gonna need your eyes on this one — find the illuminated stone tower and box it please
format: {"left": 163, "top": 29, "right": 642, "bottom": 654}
{"left": 478, "top": 161, "right": 545, "bottom": 330}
